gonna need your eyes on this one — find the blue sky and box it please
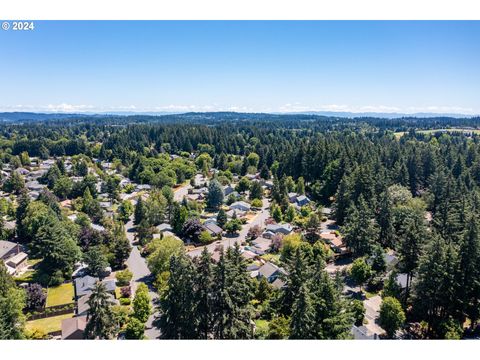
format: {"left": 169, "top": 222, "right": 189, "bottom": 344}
{"left": 1, "top": 21, "right": 479, "bottom": 114}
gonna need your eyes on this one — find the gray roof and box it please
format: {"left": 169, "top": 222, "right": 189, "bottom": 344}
{"left": 77, "top": 292, "right": 117, "bottom": 316}
{"left": 74, "top": 276, "right": 116, "bottom": 298}
{"left": 74, "top": 275, "right": 99, "bottom": 298}
{"left": 258, "top": 262, "right": 285, "bottom": 280}
{"left": 204, "top": 222, "right": 223, "bottom": 235}
{"left": 230, "top": 201, "right": 251, "bottom": 210}
{"left": 271, "top": 277, "right": 286, "bottom": 289}
{"left": 296, "top": 195, "right": 310, "bottom": 204}
{"left": 266, "top": 223, "right": 293, "bottom": 234}
{"left": 0, "top": 240, "right": 18, "bottom": 259}
{"left": 157, "top": 223, "right": 173, "bottom": 232}
{"left": 102, "top": 279, "right": 116, "bottom": 293}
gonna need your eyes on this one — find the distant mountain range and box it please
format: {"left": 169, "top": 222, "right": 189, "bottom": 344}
{"left": 274, "top": 111, "right": 476, "bottom": 119}
{"left": 0, "top": 110, "right": 477, "bottom": 123}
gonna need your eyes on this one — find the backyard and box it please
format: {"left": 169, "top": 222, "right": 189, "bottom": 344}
{"left": 46, "top": 283, "right": 74, "bottom": 307}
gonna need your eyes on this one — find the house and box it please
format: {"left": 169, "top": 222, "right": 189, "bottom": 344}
{"left": 74, "top": 275, "right": 99, "bottom": 298}
{"left": 90, "top": 223, "right": 106, "bottom": 232}
{"left": 61, "top": 316, "right": 87, "bottom": 340}
{"left": 0, "top": 240, "right": 22, "bottom": 261}
{"left": 320, "top": 232, "right": 347, "bottom": 254}
{"left": 28, "top": 169, "right": 47, "bottom": 179}
{"left": 257, "top": 262, "right": 287, "bottom": 283}
{"left": 250, "top": 237, "right": 272, "bottom": 255}
{"left": 230, "top": 201, "right": 251, "bottom": 212}
{"left": 203, "top": 222, "right": 223, "bottom": 237}
{"left": 157, "top": 223, "right": 173, "bottom": 233}
{"left": 99, "top": 201, "right": 112, "bottom": 209}
{"left": 288, "top": 192, "right": 298, "bottom": 203}
{"left": 271, "top": 277, "right": 286, "bottom": 290}
{"left": 26, "top": 180, "right": 46, "bottom": 192}
{"left": 262, "top": 230, "right": 276, "bottom": 239}
{"left": 296, "top": 195, "right": 310, "bottom": 207}
{"left": 28, "top": 191, "right": 40, "bottom": 200}
{"left": 5, "top": 252, "right": 28, "bottom": 275}
{"left": 265, "top": 223, "right": 293, "bottom": 235}
{"left": 74, "top": 275, "right": 116, "bottom": 299}
{"left": 136, "top": 184, "right": 152, "bottom": 191}
{"left": 263, "top": 180, "right": 274, "bottom": 190}
{"left": 77, "top": 292, "right": 117, "bottom": 317}
{"left": 4, "top": 220, "right": 16, "bottom": 231}
{"left": 224, "top": 185, "right": 235, "bottom": 196}
{"left": 15, "top": 167, "right": 30, "bottom": 176}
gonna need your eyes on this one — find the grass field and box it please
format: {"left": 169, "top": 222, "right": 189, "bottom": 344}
{"left": 46, "top": 283, "right": 74, "bottom": 307}
{"left": 26, "top": 313, "right": 73, "bottom": 334}
{"left": 395, "top": 128, "right": 480, "bottom": 138}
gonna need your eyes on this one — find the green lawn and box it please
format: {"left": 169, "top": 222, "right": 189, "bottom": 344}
{"left": 14, "top": 270, "right": 36, "bottom": 283}
{"left": 46, "top": 283, "right": 74, "bottom": 307}
{"left": 26, "top": 313, "right": 73, "bottom": 334}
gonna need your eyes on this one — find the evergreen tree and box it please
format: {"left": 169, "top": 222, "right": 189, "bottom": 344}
{"left": 194, "top": 248, "right": 214, "bottom": 339}
{"left": 212, "top": 245, "right": 253, "bottom": 339}
{"left": 457, "top": 216, "right": 480, "bottom": 328}
{"left": 289, "top": 283, "right": 315, "bottom": 339}
{"left": 342, "top": 196, "right": 379, "bottom": 256}
{"left": 216, "top": 208, "right": 228, "bottom": 229}
{"left": 160, "top": 253, "right": 197, "bottom": 339}
{"left": 413, "top": 235, "right": 458, "bottom": 337}
{"left": 171, "top": 203, "right": 188, "bottom": 235}
{"left": 206, "top": 179, "right": 224, "bottom": 209}
{"left": 134, "top": 197, "right": 147, "bottom": 226}
{"left": 84, "top": 282, "right": 116, "bottom": 339}
{"left": 377, "top": 189, "right": 395, "bottom": 248}
{"left": 249, "top": 180, "right": 263, "bottom": 200}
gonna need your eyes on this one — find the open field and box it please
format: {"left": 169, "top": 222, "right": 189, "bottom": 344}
{"left": 395, "top": 128, "right": 480, "bottom": 138}
{"left": 46, "top": 283, "right": 74, "bottom": 307}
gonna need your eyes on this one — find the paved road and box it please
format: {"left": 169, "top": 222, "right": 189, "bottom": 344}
{"left": 173, "top": 174, "right": 205, "bottom": 202}
{"left": 188, "top": 198, "right": 271, "bottom": 258}
{"left": 125, "top": 217, "right": 161, "bottom": 339}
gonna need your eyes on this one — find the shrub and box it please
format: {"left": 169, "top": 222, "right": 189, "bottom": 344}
{"left": 116, "top": 269, "right": 133, "bottom": 286}
{"left": 125, "top": 316, "right": 145, "bottom": 339}
{"left": 120, "top": 298, "right": 131, "bottom": 306}
{"left": 120, "top": 286, "right": 132, "bottom": 298}
{"left": 251, "top": 198, "right": 263, "bottom": 208}
{"left": 199, "top": 230, "right": 213, "bottom": 245}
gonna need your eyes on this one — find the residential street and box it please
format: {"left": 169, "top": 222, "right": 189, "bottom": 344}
{"left": 125, "top": 217, "right": 161, "bottom": 339}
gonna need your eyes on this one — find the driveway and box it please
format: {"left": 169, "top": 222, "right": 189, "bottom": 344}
{"left": 363, "top": 295, "right": 385, "bottom": 336}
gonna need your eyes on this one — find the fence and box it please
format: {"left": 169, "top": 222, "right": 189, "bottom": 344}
{"left": 27, "top": 303, "right": 75, "bottom": 321}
